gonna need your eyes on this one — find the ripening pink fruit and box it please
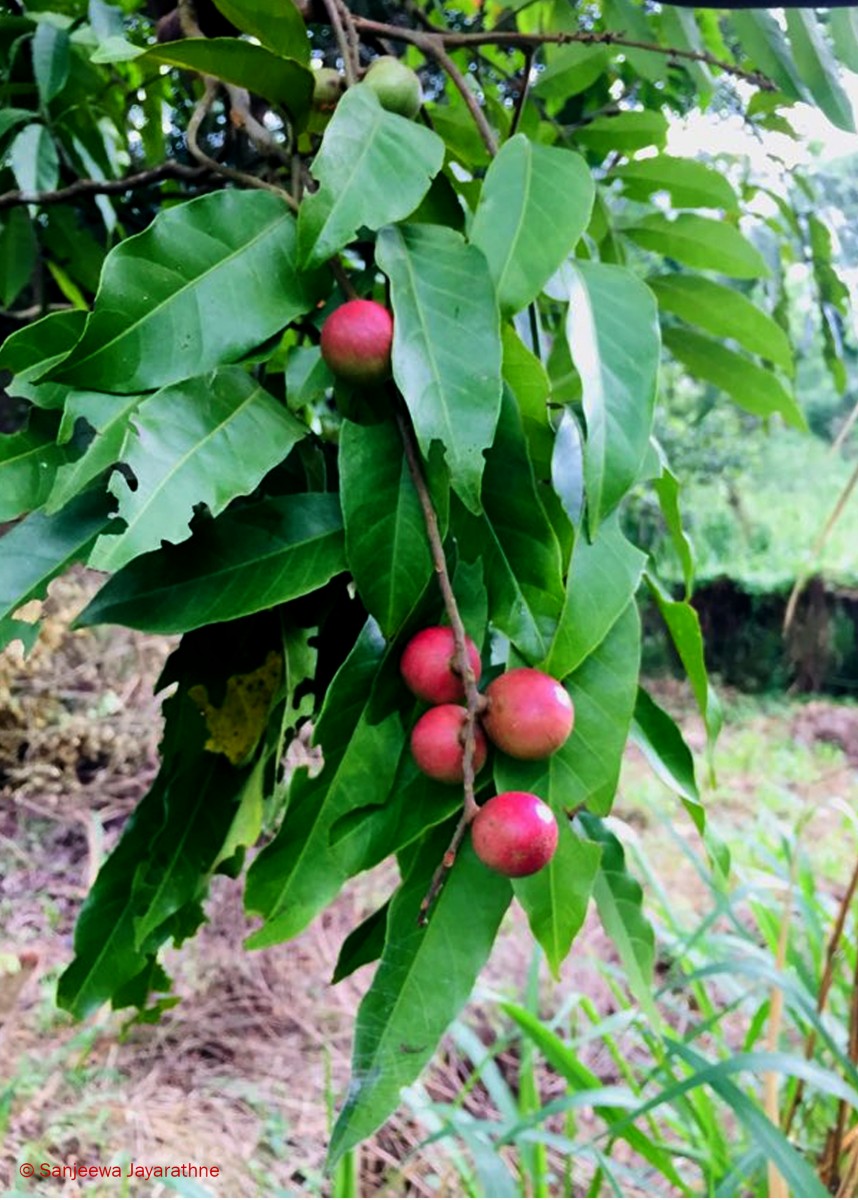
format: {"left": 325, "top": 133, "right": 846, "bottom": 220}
{"left": 482, "top": 668, "right": 574, "bottom": 760}
{"left": 410, "top": 704, "right": 488, "bottom": 784}
{"left": 400, "top": 626, "right": 481, "bottom": 704}
{"left": 320, "top": 299, "right": 393, "bottom": 386}
{"left": 471, "top": 791, "right": 559, "bottom": 877}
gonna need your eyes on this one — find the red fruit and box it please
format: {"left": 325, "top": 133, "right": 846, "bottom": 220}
{"left": 400, "top": 626, "right": 481, "bottom": 704}
{"left": 482, "top": 668, "right": 574, "bottom": 760}
{"left": 471, "top": 791, "right": 559, "bottom": 877}
{"left": 410, "top": 704, "right": 488, "bottom": 784}
{"left": 320, "top": 299, "right": 393, "bottom": 387}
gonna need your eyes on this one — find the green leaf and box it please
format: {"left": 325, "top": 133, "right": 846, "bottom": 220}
{"left": 831, "top": 8, "right": 858, "bottom": 74}
{"left": 561, "top": 261, "right": 659, "bottom": 535}
{"left": 245, "top": 622, "right": 403, "bottom": 947}
{"left": 454, "top": 388, "right": 564, "bottom": 662}
{"left": 612, "top": 156, "right": 738, "bottom": 212}
{"left": 89, "top": 368, "right": 307, "bottom": 573}
{"left": 0, "top": 208, "right": 37, "bottom": 308}
{"left": 57, "top": 687, "right": 256, "bottom": 1018}
{"left": 620, "top": 1043, "right": 832, "bottom": 1198}
{"left": 574, "top": 111, "right": 668, "bottom": 156}
{"left": 577, "top": 812, "right": 656, "bottom": 1020}
{"left": 513, "top": 820, "right": 601, "bottom": 978}
{"left": 785, "top": 10, "right": 855, "bottom": 133}
{"left": 331, "top": 901, "right": 390, "bottom": 985}
{"left": 470, "top": 135, "right": 593, "bottom": 317}
{"left": 0, "top": 309, "right": 85, "bottom": 394}
{"left": 0, "top": 489, "right": 110, "bottom": 651}
{"left": 547, "top": 513, "right": 646, "bottom": 679}
{"left": 8, "top": 122, "right": 59, "bottom": 194}
{"left": 631, "top": 686, "right": 699, "bottom": 811}
{"left": 142, "top": 38, "right": 313, "bottom": 122}
{"left": 495, "top": 603, "right": 640, "bottom": 818}
{"left": 46, "top": 391, "right": 144, "bottom": 514}
{"left": 328, "top": 831, "right": 512, "bottom": 1164}
{"left": 378, "top": 223, "right": 502, "bottom": 516}
{"left": 646, "top": 571, "right": 721, "bottom": 745}
{"left": 730, "top": 10, "right": 804, "bottom": 101}
{"left": 46, "top": 192, "right": 322, "bottom": 394}
{"left": 501, "top": 1003, "right": 688, "bottom": 1193}
{"left": 651, "top": 444, "right": 695, "bottom": 598}
{"left": 211, "top": 0, "right": 309, "bottom": 63}
{"left": 339, "top": 419, "right": 433, "bottom": 637}
{"left": 0, "top": 409, "right": 67, "bottom": 520}
{"left": 662, "top": 328, "right": 805, "bottom": 431}
{"left": 602, "top": 0, "right": 665, "bottom": 83}
{"left": 532, "top": 44, "right": 608, "bottom": 101}
{"left": 659, "top": 7, "right": 713, "bottom": 100}
{"left": 78, "top": 493, "right": 345, "bottom": 634}
{"left": 32, "top": 20, "right": 70, "bottom": 105}
{"left": 624, "top": 214, "right": 769, "bottom": 279}
{"left": 648, "top": 275, "right": 792, "bottom": 374}
{"left": 0, "top": 109, "right": 35, "bottom": 146}
{"left": 298, "top": 87, "right": 444, "bottom": 269}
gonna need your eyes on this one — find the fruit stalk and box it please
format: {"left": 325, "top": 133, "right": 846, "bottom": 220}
{"left": 394, "top": 407, "right": 486, "bottom": 921}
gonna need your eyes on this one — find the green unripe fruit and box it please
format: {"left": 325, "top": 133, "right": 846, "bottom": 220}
{"left": 363, "top": 56, "right": 422, "bottom": 120}
{"left": 312, "top": 67, "right": 344, "bottom": 112}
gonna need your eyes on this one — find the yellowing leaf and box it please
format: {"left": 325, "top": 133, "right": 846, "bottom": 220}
{"left": 189, "top": 650, "right": 282, "bottom": 766}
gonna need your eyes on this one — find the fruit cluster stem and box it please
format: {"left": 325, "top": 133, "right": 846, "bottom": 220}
{"left": 395, "top": 408, "right": 485, "bottom": 922}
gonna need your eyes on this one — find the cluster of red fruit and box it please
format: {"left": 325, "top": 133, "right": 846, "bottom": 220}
{"left": 400, "top": 628, "right": 574, "bottom": 879}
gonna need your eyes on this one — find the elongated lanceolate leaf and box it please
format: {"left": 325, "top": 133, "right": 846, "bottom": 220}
{"left": 328, "top": 832, "right": 512, "bottom": 1164}
{"left": 79, "top": 494, "right": 345, "bottom": 634}
{"left": 0, "top": 308, "right": 84, "bottom": 411}
{"left": 339, "top": 419, "right": 433, "bottom": 636}
{"left": 547, "top": 513, "right": 646, "bottom": 679}
{"left": 513, "top": 817, "right": 601, "bottom": 978}
{"left": 470, "top": 135, "right": 594, "bottom": 316}
{"left": 0, "top": 208, "right": 37, "bottom": 309}
{"left": 785, "top": 10, "right": 855, "bottom": 133}
{"left": 646, "top": 571, "right": 721, "bottom": 745}
{"left": 142, "top": 38, "right": 313, "bottom": 119}
{"left": 45, "top": 192, "right": 322, "bottom": 394}
{"left": 574, "top": 111, "right": 668, "bottom": 156}
{"left": 651, "top": 443, "right": 695, "bottom": 598}
{"left": 57, "top": 688, "right": 258, "bottom": 1018}
{"left": 89, "top": 368, "right": 307, "bottom": 572}
{"left": 495, "top": 603, "right": 640, "bottom": 817}
{"left": 612, "top": 156, "right": 737, "bottom": 212}
{"left": 32, "top": 21, "right": 69, "bottom": 105}
{"left": 831, "top": 8, "right": 858, "bottom": 73}
{"left": 577, "top": 812, "right": 657, "bottom": 1020}
{"left": 662, "top": 328, "right": 805, "bottom": 430}
{"left": 729, "top": 10, "right": 804, "bottom": 101}
{"left": 624, "top": 214, "right": 769, "bottom": 279}
{"left": 245, "top": 622, "right": 403, "bottom": 947}
{"left": 562, "top": 262, "right": 659, "bottom": 535}
{"left": 0, "top": 489, "right": 110, "bottom": 651}
{"left": 298, "top": 87, "right": 444, "bottom": 269}
{"left": 648, "top": 275, "right": 793, "bottom": 374}
{"left": 378, "top": 224, "right": 502, "bottom": 515}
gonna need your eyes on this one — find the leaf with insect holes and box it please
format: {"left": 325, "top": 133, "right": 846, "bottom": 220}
{"left": 89, "top": 369, "right": 307, "bottom": 573}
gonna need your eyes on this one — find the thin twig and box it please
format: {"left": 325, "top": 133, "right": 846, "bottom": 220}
{"left": 783, "top": 457, "right": 858, "bottom": 633}
{"left": 335, "top": 0, "right": 362, "bottom": 83}
{"left": 330, "top": 258, "right": 358, "bottom": 299}
{"left": 186, "top": 78, "right": 298, "bottom": 210}
{"left": 322, "top": 0, "right": 358, "bottom": 86}
{"left": 0, "top": 162, "right": 211, "bottom": 211}
{"left": 423, "top": 37, "right": 498, "bottom": 157}
{"left": 783, "top": 854, "right": 858, "bottom": 1135}
{"left": 508, "top": 48, "right": 534, "bottom": 139}
{"left": 394, "top": 407, "right": 486, "bottom": 922}
{"left": 350, "top": 17, "right": 774, "bottom": 91}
